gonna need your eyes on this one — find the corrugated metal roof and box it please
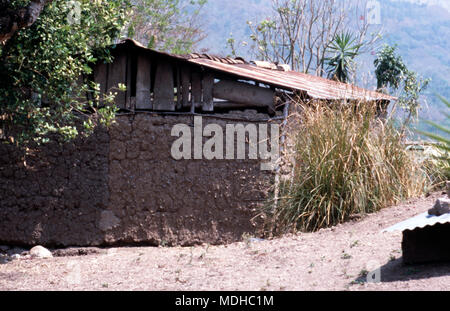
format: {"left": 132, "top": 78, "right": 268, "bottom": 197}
{"left": 382, "top": 211, "right": 450, "bottom": 233}
{"left": 188, "top": 58, "right": 395, "bottom": 101}
{"left": 117, "top": 39, "right": 396, "bottom": 102}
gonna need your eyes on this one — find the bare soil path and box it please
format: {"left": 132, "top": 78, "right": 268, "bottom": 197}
{"left": 1, "top": 192, "right": 449, "bottom": 291}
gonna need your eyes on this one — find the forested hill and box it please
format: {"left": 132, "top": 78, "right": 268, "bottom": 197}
{"left": 198, "top": 0, "right": 450, "bottom": 127}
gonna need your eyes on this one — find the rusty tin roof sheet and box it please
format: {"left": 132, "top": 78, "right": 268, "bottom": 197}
{"left": 188, "top": 58, "right": 395, "bottom": 101}
{"left": 382, "top": 211, "right": 450, "bottom": 233}
{"left": 118, "top": 39, "right": 396, "bottom": 102}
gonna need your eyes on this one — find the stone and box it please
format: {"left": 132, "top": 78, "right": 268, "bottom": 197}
{"left": 30, "top": 245, "right": 53, "bottom": 259}
{"left": 7, "top": 247, "right": 26, "bottom": 256}
{"left": 428, "top": 197, "right": 450, "bottom": 216}
{"left": 10, "top": 254, "right": 21, "bottom": 260}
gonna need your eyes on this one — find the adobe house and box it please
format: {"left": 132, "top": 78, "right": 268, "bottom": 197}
{"left": 0, "top": 39, "right": 394, "bottom": 247}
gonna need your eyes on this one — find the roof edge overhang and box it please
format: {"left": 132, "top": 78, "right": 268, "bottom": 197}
{"left": 110, "top": 39, "right": 397, "bottom": 102}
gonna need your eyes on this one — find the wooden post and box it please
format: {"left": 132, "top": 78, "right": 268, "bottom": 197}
{"left": 202, "top": 72, "right": 214, "bottom": 112}
{"left": 153, "top": 59, "right": 175, "bottom": 111}
{"left": 107, "top": 53, "right": 127, "bottom": 109}
{"left": 181, "top": 66, "right": 191, "bottom": 109}
{"left": 136, "top": 54, "right": 151, "bottom": 109}
{"left": 93, "top": 62, "right": 108, "bottom": 95}
{"left": 191, "top": 71, "right": 202, "bottom": 113}
{"left": 126, "top": 53, "right": 134, "bottom": 110}
{"left": 176, "top": 67, "right": 182, "bottom": 110}
{"left": 92, "top": 62, "right": 108, "bottom": 105}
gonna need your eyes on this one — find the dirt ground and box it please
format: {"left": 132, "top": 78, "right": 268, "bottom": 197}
{"left": 1, "top": 192, "right": 449, "bottom": 291}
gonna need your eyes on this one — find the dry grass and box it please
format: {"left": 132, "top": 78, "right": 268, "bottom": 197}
{"left": 264, "top": 101, "right": 427, "bottom": 234}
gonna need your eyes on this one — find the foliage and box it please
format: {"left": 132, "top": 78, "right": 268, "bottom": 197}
{"left": 226, "top": 34, "right": 239, "bottom": 58}
{"left": 325, "top": 32, "right": 362, "bottom": 83}
{"left": 264, "top": 101, "right": 426, "bottom": 233}
{"left": 7, "top": 0, "right": 32, "bottom": 9}
{"left": 374, "top": 44, "right": 407, "bottom": 91}
{"left": 416, "top": 96, "right": 450, "bottom": 180}
{"left": 0, "top": 0, "right": 130, "bottom": 145}
{"left": 420, "top": 146, "right": 449, "bottom": 188}
{"left": 397, "top": 70, "right": 430, "bottom": 130}
{"left": 374, "top": 44, "right": 430, "bottom": 131}
{"left": 126, "top": 0, "right": 207, "bottom": 54}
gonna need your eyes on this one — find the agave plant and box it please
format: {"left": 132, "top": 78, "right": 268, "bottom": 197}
{"left": 325, "top": 32, "right": 362, "bottom": 83}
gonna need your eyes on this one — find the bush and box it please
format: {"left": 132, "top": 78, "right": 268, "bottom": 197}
{"left": 416, "top": 96, "right": 450, "bottom": 183}
{"left": 265, "top": 101, "right": 427, "bottom": 233}
{"left": 417, "top": 144, "right": 449, "bottom": 189}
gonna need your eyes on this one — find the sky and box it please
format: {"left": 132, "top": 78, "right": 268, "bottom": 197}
{"left": 389, "top": 0, "right": 450, "bottom": 11}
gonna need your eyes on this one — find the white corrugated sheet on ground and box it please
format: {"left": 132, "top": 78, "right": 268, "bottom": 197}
{"left": 382, "top": 211, "right": 450, "bottom": 233}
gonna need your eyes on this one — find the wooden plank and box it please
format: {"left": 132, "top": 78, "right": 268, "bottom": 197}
{"left": 212, "top": 101, "right": 264, "bottom": 109}
{"left": 92, "top": 62, "right": 108, "bottom": 106}
{"left": 136, "top": 54, "right": 151, "bottom": 109}
{"left": 153, "top": 60, "right": 175, "bottom": 111}
{"left": 107, "top": 53, "right": 127, "bottom": 109}
{"left": 191, "top": 71, "right": 202, "bottom": 112}
{"left": 202, "top": 72, "right": 214, "bottom": 112}
{"left": 93, "top": 62, "right": 108, "bottom": 95}
{"left": 125, "top": 53, "right": 134, "bottom": 110}
{"left": 213, "top": 80, "right": 275, "bottom": 109}
{"left": 176, "top": 67, "right": 182, "bottom": 110}
{"left": 181, "top": 66, "right": 191, "bottom": 108}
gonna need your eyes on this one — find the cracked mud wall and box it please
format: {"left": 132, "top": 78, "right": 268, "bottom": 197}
{"left": 0, "top": 111, "right": 273, "bottom": 246}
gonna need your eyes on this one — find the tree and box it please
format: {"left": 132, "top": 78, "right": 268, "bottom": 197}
{"left": 231, "top": 0, "right": 380, "bottom": 75}
{"left": 0, "top": 0, "right": 130, "bottom": 145}
{"left": 374, "top": 44, "right": 430, "bottom": 131}
{"left": 325, "top": 31, "right": 362, "bottom": 83}
{"left": 126, "top": 0, "right": 207, "bottom": 54}
{"left": 398, "top": 70, "right": 430, "bottom": 129}
{"left": 374, "top": 44, "right": 407, "bottom": 92}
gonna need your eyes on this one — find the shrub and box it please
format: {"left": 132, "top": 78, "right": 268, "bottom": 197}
{"left": 417, "top": 144, "right": 449, "bottom": 189}
{"left": 416, "top": 96, "right": 450, "bottom": 183}
{"left": 264, "top": 101, "right": 427, "bottom": 233}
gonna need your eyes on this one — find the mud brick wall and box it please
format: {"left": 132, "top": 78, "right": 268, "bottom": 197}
{"left": 0, "top": 111, "right": 274, "bottom": 247}
{"left": 0, "top": 130, "right": 110, "bottom": 246}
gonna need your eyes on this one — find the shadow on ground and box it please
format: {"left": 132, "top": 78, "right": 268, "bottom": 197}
{"left": 353, "top": 258, "right": 450, "bottom": 284}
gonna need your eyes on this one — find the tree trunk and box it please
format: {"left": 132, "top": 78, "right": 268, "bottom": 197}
{"left": 0, "top": 0, "right": 50, "bottom": 44}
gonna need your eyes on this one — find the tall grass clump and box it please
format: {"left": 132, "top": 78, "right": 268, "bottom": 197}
{"left": 416, "top": 96, "right": 450, "bottom": 183}
{"left": 266, "top": 101, "right": 426, "bottom": 233}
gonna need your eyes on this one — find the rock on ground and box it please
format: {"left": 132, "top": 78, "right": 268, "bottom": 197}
{"left": 30, "top": 246, "right": 53, "bottom": 259}
{"left": 428, "top": 197, "right": 450, "bottom": 216}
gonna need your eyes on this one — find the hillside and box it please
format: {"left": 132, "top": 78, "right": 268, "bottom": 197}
{"left": 381, "top": 0, "right": 450, "bottom": 126}
{"left": 198, "top": 0, "right": 450, "bottom": 129}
